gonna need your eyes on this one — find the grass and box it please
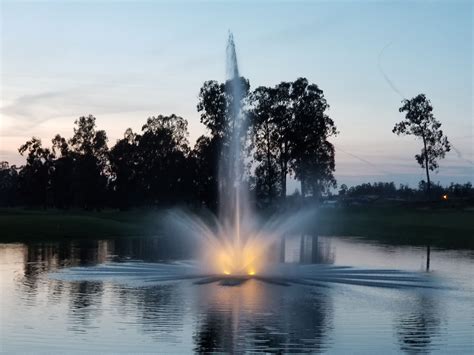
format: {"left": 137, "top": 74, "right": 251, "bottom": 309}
{"left": 0, "top": 206, "right": 473, "bottom": 249}
{"left": 0, "top": 208, "right": 160, "bottom": 242}
{"left": 316, "top": 205, "right": 474, "bottom": 249}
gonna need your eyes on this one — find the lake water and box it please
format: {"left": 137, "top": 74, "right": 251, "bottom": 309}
{"left": 1, "top": 235, "right": 472, "bottom": 353}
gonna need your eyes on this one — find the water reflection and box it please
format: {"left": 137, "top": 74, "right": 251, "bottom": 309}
{"left": 193, "top": 280, "right": 333, "bottom": 353}
{"left": 395, "top": 293, "right": 444, "bottom": 353}
{"left": 282, "top": 234, "right": 334, "bottom": 264}
{"left": 67, "top": 281, "right": 104, "bottom": 331}
{"left": 0, "top": 236, "right": 472, "bottom": 353}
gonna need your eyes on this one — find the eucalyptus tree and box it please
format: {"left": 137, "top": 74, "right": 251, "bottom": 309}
{"left": 109, "top": 128, "right": 141, "bottom": 209}
{"left": 190, "top": 135, "right": 220, "bottom": 208}
{"left": 393, "top": 94, "right": 450, "bottom": 197}
{"left": 197, "top": 77, "right": 251, "bottom": 206}
{"left": 251, "top": 78, "right": 337, "bottom": 201}
{"left": 50, "top": 134, "right": 74, "bottom": 208}
{"left": 290, "top": 78, "right": 337, "bottom": 199}
{"left": 18, "top": 137, "right": 54, "bottom": 207}
{"left": 0, "top": 161, "right": 19, "bottom": 207}
{"left": 138, "top": 114, "right": 191, "bottom": 205}
{"left": 68, "top": 115, "right": 109, "bottom": 209}
{"left": 249, "top": 86, "right": 282, "bottom": 204}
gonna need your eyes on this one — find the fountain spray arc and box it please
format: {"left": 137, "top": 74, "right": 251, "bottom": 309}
{"left": 218, "top": 32, "right": 249, "bottom": 273}
{"left": 162, "top": 33, "right": 316, "bottom": 277}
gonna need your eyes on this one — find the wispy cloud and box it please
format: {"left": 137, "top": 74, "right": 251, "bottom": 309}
{"left": 0, "top": 84, "right": 157, "bottom": 136}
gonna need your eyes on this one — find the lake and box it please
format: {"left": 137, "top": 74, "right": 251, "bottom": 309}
{"left": 1, "top": 235, "right": 472, "bottom": 353}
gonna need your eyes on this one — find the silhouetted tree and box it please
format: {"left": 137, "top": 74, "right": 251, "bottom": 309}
{"left": 251, "top": 78, "right": 337, "bottom": 201}
{"left": 137, "top": 114, "right": 191, "bottom": 205}
{"left": 290, "top": 78, "right": 337, "bottom": 199}
{"left": 393, "top": 94, "right": 450, "bottom": 197}
{"left": 69, "top": 115, "right": 109, "bottom": 209}
{"left": 0, "top": 162, "right": 19, "bottom": 206}
{"left": 250, "top": 86, "right": 282, "bottom": 205}
{"left": 346, "top": 182, "right": 397, "bottom": 197}
{"left": 197, "top": 78, "right": 250, "bottom": 141}
{"left": 250, "top": 82, "right": 295, "bottom": 200}
{"left": 18, "top": 137, "right": 54, "bottom": 207}
{"left": 50, "top": 134, "right": 74, "bottom": 208}
{"left": 109, "top": 128, "right": 140, "bottom": 209}
{"left": 190, "top": 135, "right": 219, "bottom": 208}
{"left": 447, "top": 182, "right": 473, "bottom": 197}
{"left": 197, "top": 78, "right": 251, "bottom": 206}
{"left": 338, "top": 184, "right": 348, "bottom": 196}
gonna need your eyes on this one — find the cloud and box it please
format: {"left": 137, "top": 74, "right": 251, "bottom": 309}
{"left": 0, "top": 84, "right": 157, "bottom": 136}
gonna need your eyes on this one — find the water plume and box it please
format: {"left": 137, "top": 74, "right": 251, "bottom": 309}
{"left": 50, "top": 33, "right": 441, "bottom": 292}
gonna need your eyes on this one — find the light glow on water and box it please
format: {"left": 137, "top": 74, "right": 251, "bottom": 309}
{"left": 1, "top": 237, "right": 473, "bottom": 353}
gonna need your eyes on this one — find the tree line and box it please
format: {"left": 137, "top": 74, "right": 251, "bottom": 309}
{"left": 338, "top": 181, "right": 473, "bottom": 200}
{"left": 0, "top": 77, "right": 338, "bottom": 210}
{"left": 0, "top": 78, "right": 457, "bottom": 210}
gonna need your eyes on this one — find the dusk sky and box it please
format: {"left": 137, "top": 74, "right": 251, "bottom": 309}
{"left": 1, "top": 0, "right": 472, "bottom": 188}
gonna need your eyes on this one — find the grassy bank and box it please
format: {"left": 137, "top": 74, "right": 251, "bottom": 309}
{"left": 1, "top": 206, "right": 473, "bottom": 248}
{"left": 315, "top": 206, "right": 474, "bottom": 249}
{"left": 0, "top": 208, "right": 161, "bottom": 242}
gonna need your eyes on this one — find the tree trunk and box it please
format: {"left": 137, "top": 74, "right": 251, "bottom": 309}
{"left": 265, "top": 123, "right": 274, "bottom": 203}
{"left": 422, "top": 135, "right": 431, "bottom": 199}
{"left": 280, "top": 144, "right": 287, "bottom": 199}
{"left": 281, "top": 168, "right": 286, "bottom": 199}
{"left": 426, "top": 245, "right": 431, "bottom": 271}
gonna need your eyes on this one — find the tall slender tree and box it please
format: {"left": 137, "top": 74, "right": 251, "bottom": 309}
{"left": 290, "top": 78, "right": 337, "bottom": 199}
{"left": 393, "top": 94, "right": 450, "bottom": 197}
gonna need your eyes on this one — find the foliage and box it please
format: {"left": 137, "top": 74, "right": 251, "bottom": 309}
{"left": 393, "top": 94, "right": 450, "bottom": 195}
{"left": 2, "top": 82, "right": 468, "bottom": 211}
{"left": 250, "top": 78, "right": 337, "bottom": 202}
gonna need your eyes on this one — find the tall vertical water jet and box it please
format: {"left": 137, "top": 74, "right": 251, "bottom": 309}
{"left": 162, "top": 32, "right": 318, "bottom": 277}
{"left": 218, "top": 32, "right": 248, "bottom": 271}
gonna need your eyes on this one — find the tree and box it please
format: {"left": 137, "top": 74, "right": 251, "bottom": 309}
{"left": 251, "top": 78, "right": 337, "bottom": 201}
{"left": 51, "top": 134, "right": 74, "bottom": 208}
{"left": 290, "top": 78, "right": 337, "bottom": 199}
{"left": 69, "top": 115, "right": 109, "bottom": 209}
{"left": 0, "top": 162, "right": 19, "bottom": 206}
{"left": 393, "top": 94, "right": 450, "bottom": 197}
{"left": 108, "top": 128, "right": 140, "bottom": 209}
{"left": 189, "top": 135, "right": 220, "bottom": 208}
{"left": 137, "top": 114, "right": 191, "bottom": 205}
{"left": 250, "top": 82, "right": 294, "bottom": 200}
{"left": 18, "top": 137, "right": 54, "bottom": 207}
{"left": 197, "top": 78, "right": 250, "bottom": 142}
{"left": 197, "top": 77, "right": 251, "bottom": 207}
{"left": 250, "top": 86, "right": 282, "bottom": 205}
{"left": 338, "top": 184, "right": 348, "bottom": 196}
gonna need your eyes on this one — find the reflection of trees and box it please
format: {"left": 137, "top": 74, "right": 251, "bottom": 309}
{"left": 109, "top": 283, "right": 185, "bottom": 342}
{"left": 67, "top": 281, "right": 104, "bottom": 330}
{"left": 395, "top": 294, "right": 444, "bottom": 353}
{"left": 280, "top": 288, "right": 333, "bottom": 352}
{"left": 136, "top": 285, "right": 185, "bottom": 339}
{"left": 193, "top": 310, "right": 234, "bottom": 353}
{"left": 109, "top": 237, "right": 191, "bottom": 262}
{"left": 193, "top": 280, "right": 334, "bottom": 353}
{"left": 19, "top": 240, "right": 111, "bottom": 305}
{"left": 300, "top": 235, "right": 334, "bottom": 264}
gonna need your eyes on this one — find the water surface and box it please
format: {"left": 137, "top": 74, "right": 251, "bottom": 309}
{"left": 1, "top": 235, "right": 472, "bottom": 353}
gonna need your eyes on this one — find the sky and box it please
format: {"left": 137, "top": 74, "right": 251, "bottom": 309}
{"left": 0, "top": 0, "right": 472, "bottom": 189}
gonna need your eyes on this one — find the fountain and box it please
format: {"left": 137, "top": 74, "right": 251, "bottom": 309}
{"left": 161, "top": 32, "right": 311, "bottom": 277}
{"left": 51, "top": 33, "right": 438, "bottom": 291}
